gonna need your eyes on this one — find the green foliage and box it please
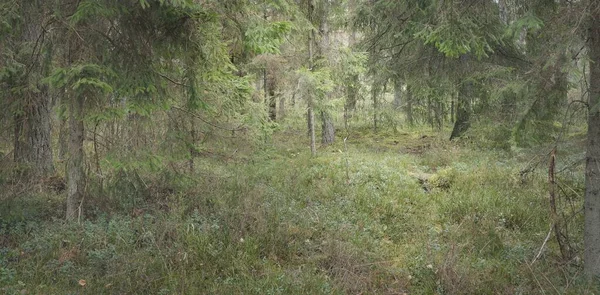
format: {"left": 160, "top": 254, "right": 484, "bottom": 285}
{"left": 0, "top": 124, "right": 596, "bottom": 293}
{"left": 44, "top": 64, "right": 115, "bottom": 97}
{"left": 504, "top": 13, "right": 544, "bottom": 41}
{"left": 245, "top": 21, "right": 292, "bottom": 55}
{"left": 297, "top": 67, "right": 334, "bottom": 101}
{"left": 414, "top": 18, "right": 495, "bottom": 59}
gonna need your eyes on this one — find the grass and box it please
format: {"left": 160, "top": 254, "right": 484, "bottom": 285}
{"left": 0, "top": 121, "right": 595, "bottom": 294}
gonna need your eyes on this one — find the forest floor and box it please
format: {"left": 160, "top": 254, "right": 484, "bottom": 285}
{"left": 0, "top": 125, "right": 595, "bottom": 294}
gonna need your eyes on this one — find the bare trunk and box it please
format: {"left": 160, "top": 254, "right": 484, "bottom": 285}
{"left": 307, "top": 0, "right": 317, "bottom": 156}
{"left": 372, "top": 84, "right": 379, "bottom": 133}
{"left": 321, "top": 111, "right": 335, "bottom": 145}
{"left": 189, "top": 117, "right": 197, "bottom": 173}
{"left": 344, "top": 74, "right": 358, "bottom": 129}
{"left": 449, "top": 85, "right": 472, "bottom": 140}
{"left": 278, "top": 94, "right": 285, "bottom": 120}
{"left": 405, "top": 85, "right": 414, "bottom": 126}
{"left": 13, "top": 3, "right": 54, "bottom": 177}
{"left": 13, "top": 114, "right": 24, "bottom": 163}
{"left": 393, "top": 79, "right": 402, "bottom": 110}
{"left": 344, "top": 7, "right": 358, "bottom": 130}
{"left": 585, "top": 1, "right": 600, "bottom": 278}
{"left": 308, "top": 107, "right": 316, "bottom": 156}
{"left": 318, "top": 1, "right": 334, "bottom": 143}
{"left": 25, "top": 91, "right": 54, "bottom": 176}
{"left": 66, "top": 95, "right": 85, "bottom": 221}
{"left": 58, "top": 113, "right": 68, "bottom": 161}
{"left": 450, "top": 55, "right": 473, "bottom": 140}
{"left": 268, "top": 77, "right": 277, "bottom": 121}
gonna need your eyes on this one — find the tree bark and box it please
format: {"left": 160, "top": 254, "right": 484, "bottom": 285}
{"left": 268, "top": 77, "right": 277, "bottom": 121}
{"left": 307, "top": 0, "right": 317, "bottom": 156}
{"left": 372, "top": 84, "right": 379, "bottom": 133}
{"left": 58, "top": 113, "right": 68, "bottom": 162}
{"left": 12, "top": 2, "right": 54, "bottom": 177}
{"left": 450, "top": 55, "right": 473, "bottom": 140}
{"left": 321, "top": 111, "right": 335, "bottom": 145}
{"left": 25, "top": 91, "right": 54, "bottom": 176}
{"left": 405, "top": 85, "right": 414, "bottom": 126}
{"left": 278, "top": 93, "right": 285, "bottom": 120}
{"left": 449, "top": 83, "right": 472, "bottom": 140}
{"left": 344, "top": 3, "right": 359, "bottom": 130}
{"left": 66, "top": 95, "right": 85, "bottom": 221}
{"left": 585, "top": 0, "right": 600, "bottom": 278}
{"left": 393, "top": 79, "right": 402, "bottom": 110}
{"left": 13, "top": 114, "right": 24, "bottom": 163}
{"left": 344, "top": 74, "right": 359, "bottom": 130}
{"left": 318, "top": 0, "right": 335, "bottom": 144}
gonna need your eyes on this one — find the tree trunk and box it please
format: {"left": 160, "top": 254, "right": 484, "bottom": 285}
{"left": 585, "top": 1, "right": 600, "bottom": 278}
{"left": 344, "top": 74, "right": 359, "bottom": 130}
{"left": 405, "top": 85, "right": 414, "bottom": 126}
{"left": 393, "top": 79, "right": 402, "bottom": 110}
{"left": 268, "top": 78, "right": 277, "bottom": 121}
{"left": 307, "top": 0, "right": 317, "bottom": 156}
{"left": 58, "top": 113, "right": 68, "bottom": 162}
{"left": 278, "top": 93, "right": 285, "bottom": 120}
{"left": 372, "top": 84, "right": 379, "bottom": 133}
{"left": 427, "top": 96, "right": 433, "bottom": 129}
{"left": 318, "top": 0, "right": 334, "bottom": 143}
{"left": 450, "top": 55, "right": 473, "bottom": 140}
{"left": 25, "top": 91, "right": 54, "bottom": 176}
{"left": 13, "top": 114, "right": 24, "bottom": 163}
{"left": 344, "top": 5, "right": 359, "bottom": 130}
{"left": 308, "top": 107, "right": 317, "bottom": 155}
{"left": 66, "top": 95, "right": 85, "bottom": 221}
{"left": 321, "top": 111, "right": 335, "bottom": 145}
{"left": 12, "top": 3, "right": 54, "bottom": 177}
{"left": 450, "top": 84, "right": 472, "bottom": 140}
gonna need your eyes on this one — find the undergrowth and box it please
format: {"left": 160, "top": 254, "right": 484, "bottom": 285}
{"left": 0, "top": 124, "right": 596, "bottom": 294}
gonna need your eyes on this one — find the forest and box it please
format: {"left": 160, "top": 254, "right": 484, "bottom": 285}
{"left": 1, "top": 0, "right": 600, "bottom": 293}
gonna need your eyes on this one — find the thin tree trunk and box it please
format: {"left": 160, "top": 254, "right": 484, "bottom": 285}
{"left": 58, "top": 113, "right": 68, "bottom": 161}
{"left": 66, "top": 95, "right": 85, "bottom": 221}
{"left": 189, "top": 117, "right": 196, "bottom": 173}
{"left": 268, "top": 76, "right": 277, "bottom": 121}
{"left": 427, "top": 96, "right": 433, "bottom": 129}
{"left": 278, "top": 93, "right": 285, "bottom": 120}
{"left": 372, "top": 84, "right": 379, "bottom": 133}
{"left": 405, "top": 85, "right": 414, "bottom": 126}
{"left": 318, "top": 0, "right": 334, "bottom": 144}
{"left": 393, "top": 79, "right": 402, "bottom": 110}
{"left": 308, "top": 107, "right": 316, "bottom": 155}
{"left": 451, "top": 93, "right": 455, "bottom": 123}
{"left": 584, "top": 0, "right": 600, "bottom": 278}
{"left": 344, "top": 7, "right": 359, "bottom": 130}
{"left": 307, "top": 0, "right": 316, "bottom": 156}
{"left": 344, "top": 74, "right": 358, "bottom": 130}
